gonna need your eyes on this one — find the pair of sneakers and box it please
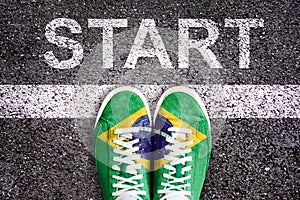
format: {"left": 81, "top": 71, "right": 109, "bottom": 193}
{"left": 94, "top": 86, "right": 211, "bottom": 200}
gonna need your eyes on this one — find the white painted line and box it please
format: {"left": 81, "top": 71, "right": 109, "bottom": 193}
{"left": 0, "top": 85, "right": 299, "bottom": 118}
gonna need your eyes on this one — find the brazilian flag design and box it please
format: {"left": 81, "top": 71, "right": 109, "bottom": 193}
{"left": 152, "top": 88, "right": 211, "bottom": 200}
{"left": 94, "top": 88, "right": 151, "bottom": 200}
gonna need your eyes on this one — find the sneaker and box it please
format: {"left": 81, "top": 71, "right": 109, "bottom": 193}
{"left": 152, "top": 86, "right": 211, "bottom": 200}
{"left": 94, "top": 86, "right": 152, "bottom": 200}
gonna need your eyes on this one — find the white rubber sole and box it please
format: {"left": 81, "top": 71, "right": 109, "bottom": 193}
{"left": 94, "top": 86, "right": 152, "bottom": 128}
{"left": 153, "top": 86, "right": 211, "bottom": 129}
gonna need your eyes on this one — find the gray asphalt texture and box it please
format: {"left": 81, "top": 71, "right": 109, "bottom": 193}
{"left": 1, "top": 0, "right": 299, "bottom": 84}
{"left": 1, "top": 0, "right": 299, "bottom": 199}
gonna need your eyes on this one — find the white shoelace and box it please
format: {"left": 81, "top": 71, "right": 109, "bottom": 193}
{"left": 111, "top": 127, "right": 147, "bottom": 200}
{"left": 158, "top": 127, "right": 194, "bottom": 200}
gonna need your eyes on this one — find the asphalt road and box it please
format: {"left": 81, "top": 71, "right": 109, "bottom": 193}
{"left": 1, "top": 0, "right": 299, "bottom": 199}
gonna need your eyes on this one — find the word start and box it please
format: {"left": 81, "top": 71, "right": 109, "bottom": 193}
{"left": 44, "top": 18, "right": 264, "bottom": 69}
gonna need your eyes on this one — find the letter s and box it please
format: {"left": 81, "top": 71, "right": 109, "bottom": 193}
{"left": 44, "top": 18, "right": 83, "bottom": 69}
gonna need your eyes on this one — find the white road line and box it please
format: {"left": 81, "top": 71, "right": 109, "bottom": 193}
{"left": 0, "top": 85, "right": 299, "bottom": 118}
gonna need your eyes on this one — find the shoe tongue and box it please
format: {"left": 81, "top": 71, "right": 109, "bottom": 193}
{"left": 176, "top": 162, "right": 183, "bottom": 178}
{"left": 120, "top": 196, "right": 136, "bottom": 200}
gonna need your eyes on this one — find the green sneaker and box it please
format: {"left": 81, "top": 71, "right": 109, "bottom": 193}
{"left": 152, "top": 86, "right": 211, "bottom": 200}
{"left": 94, "top": 86, "right": 152, "bottom": 200}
